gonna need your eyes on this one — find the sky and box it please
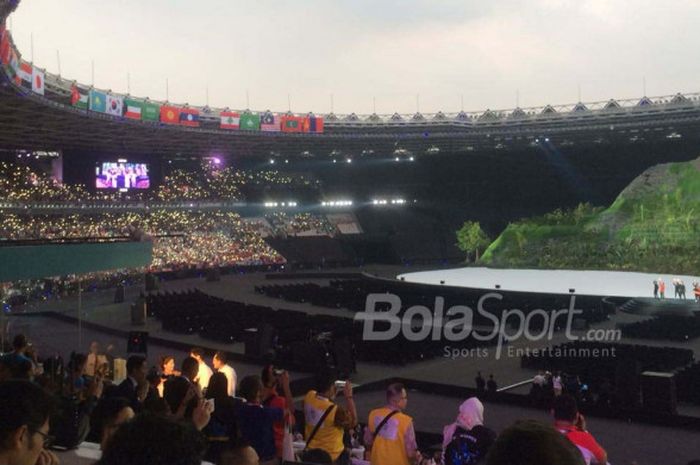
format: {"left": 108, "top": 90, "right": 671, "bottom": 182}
{"left": 8, "top": 0, "right": 700, "bottom": 115}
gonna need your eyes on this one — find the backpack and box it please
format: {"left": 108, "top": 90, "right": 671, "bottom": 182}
{"left": 444, "top": 426, "right": 480, "bottom": 465}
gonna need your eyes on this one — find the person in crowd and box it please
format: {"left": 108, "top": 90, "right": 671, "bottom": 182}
{"left": 679, "top": 280, "right": 687, "bottom": 299}
{"left": 261, "top": 365, "right": 295, "bottom": 460}
{"left": 694, "top": 282, "right": 700, "bottom": 302}
{"left": 553, "top": 372, "right": 563, "bottom": 397}
{"left": 157, "top": 356, "right": 181, "bottom": 397}
{"left": 0, "top": 380, "right": 60, "bottom": 465}
{"left": 442, "top": 397, "right": 496, "bottom": 465}
{"left": 236, "top": 375, "right": 284, "bottom": 465}
{"left": 303, "top": 374, "right": 357, "bottom": 464}
{"left": 96, "top": 413, "right": 207, "bottom": 465}
{"left": 486, "top": 420, "right": 585, "bottom": 465}
{"left": 364, "top": 382, "right": 419, "bottom": 465}
{"left": 673, "top": 278, "right": 681, "bottom": 299}
{"left": 189, "top": 348, "right": 213, "bottom": 391}
{"left": 552, "top": 394, "right": 607, "bottom": 465}
{"left": 658, "top": 278, "right": 666, "bottom": 299}
{"left": 653, "top": 280, "right": 659, "bottom": 299}
{"left": 68, "top": 353, "right": 89, "bottom": 393}
{"left": 85, "top": 341, "right": 107, "bottom": 378}
{"left": 114, "top": 355, "right": 150, "bottom": 411}
{"left": 203, "top": 372, "right": 245, "bottom": 463}
{"left": 89, "top": 396, "right": 135, "bottom": 450}
{"left": 212, "top": 351, "right": 237, "bottom": 397}
{"left": 475, "top": 372, "right": 486, "bottom": 393}
{"left": 180, "top": 357, "right": 200, "bottom": 386}
{"left": 163, "top": 376, "right": 212, "bottom": 431}
{"left": 486, "top": 375, "right": 497, "bottom": 394}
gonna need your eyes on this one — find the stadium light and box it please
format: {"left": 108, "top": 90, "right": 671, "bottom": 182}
{"left": 269, "top": 159, "right": 275, "bottom": 164}
{"left": 346, "top": 158, "right": 352, "bottom": 163}
{"left": 409, "top": 157, "right": 415, "bottom": 161}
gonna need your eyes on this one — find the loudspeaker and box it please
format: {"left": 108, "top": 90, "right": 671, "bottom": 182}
{"left": 127, "top": 331, "right": 148, "bottom": 354}
{"left": 114, "top": 284, "right": 125, "bottom": 303}
{"left": 130, "top": 297, "right": 147, "bottom": 325}
{"left": 145, "top": 273, "right": 158, "bottom": 292}
{"left": 641, "top": 371, "right": 677, "bottom": 415}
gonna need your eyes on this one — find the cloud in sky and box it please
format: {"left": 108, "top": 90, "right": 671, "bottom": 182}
{"left": 9, "top": 0, "right": 700, "bottom": 114}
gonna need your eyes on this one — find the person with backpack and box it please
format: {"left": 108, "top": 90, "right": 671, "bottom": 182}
{"left": 364, "top": 383, "right": 420, "bottom": 465}
{"left": 442, "top": 397, "right": 496, "bottom": 465}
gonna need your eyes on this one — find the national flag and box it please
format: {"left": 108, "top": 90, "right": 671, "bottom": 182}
{"left": 18, "top": 61, "right": 31, "bottom": 86}
{"left": 105, "top": 94, "right": 123, "bottom": 116}
{"left": 0, "top": 29, "right": 10, "bottom": 66}
{"left": 239, "top": 112, "right": 260, "bottom": 131}
{"left": 281, "top": 115, "right": 303, "bottom": 133}
{"left": 71, "top": 84, "right": 89, "bottom": 109}
{"left": 89, "top": 89, "right": 107, "bottom": 113}
{"left": 124, "top": 98, "right": 143, "bottom": 120}
{"left": 220, "top": 111, "right": 240, "bottom": 130}
{"left": 31, "top": 66, "right": 44, "bottom": 95}
{"left": 304, "top": 115, "right": 324, "bottom": 133}
{"left": 6, "top": 48, "right": 20, "bottom": 85}
{"left": 142, "top": 102, "right": 160, "bottom": 122}
{"left": 260, "top": 112, "right": 280, "bottom": 132}
{"left": 179, "top": 108, "right": 200, "bottom": 127}
{"left": 160, "top": 105, "right": 180, "bottom": 124}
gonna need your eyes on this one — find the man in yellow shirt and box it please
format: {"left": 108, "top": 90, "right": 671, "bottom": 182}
{"left": 365, "top": 383, "right": 420, "bottom": 465}
{"left": 303, "top": 374, "right": 357, "bottom": 464}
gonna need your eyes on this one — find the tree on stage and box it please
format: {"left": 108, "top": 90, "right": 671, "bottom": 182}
{"left": 456, "top": 221, "right": 491, "bottom": 262}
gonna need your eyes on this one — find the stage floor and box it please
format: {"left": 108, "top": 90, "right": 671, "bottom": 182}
{"left": 397, "top": 267, "right": 700, "bottom": 299}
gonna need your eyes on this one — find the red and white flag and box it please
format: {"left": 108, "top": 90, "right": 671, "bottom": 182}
{"left": 220, "top": 111, "right": 240, "bottom": 130}
{"left": 31, "top": 66, "right": 44, "bottom": 95}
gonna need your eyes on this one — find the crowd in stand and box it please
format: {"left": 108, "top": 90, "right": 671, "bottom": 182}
{"left": 1, "top": 332, "right": 659, "bottom": 465}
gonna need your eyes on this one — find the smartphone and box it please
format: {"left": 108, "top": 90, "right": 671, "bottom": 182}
{"left": 205, "top": 398, "right": 215, "bottom": 413}
{"left": 273, "top": 369, "right": 285, "bottom": 376}
{"left": 334, "top": 380, "right": 347, "bottom": 389}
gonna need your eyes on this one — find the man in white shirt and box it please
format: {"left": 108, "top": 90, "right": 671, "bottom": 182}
{"left": 212, "top": 351, "right": 237, "bottom": 397}
{"left": 189, "top": 347, "right": 213, "bottom": 391}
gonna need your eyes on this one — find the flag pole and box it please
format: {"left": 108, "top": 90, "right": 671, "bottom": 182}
{"left": 127, "top": 72, "right": 130, "bottom": 94}
{"left": 56, "top": 50, "right": 61, "bottom": 77}
{"left": 460, "top": 94, "right": 464, "bottom": 112}
{"left": 30, "top": 32, "right": 34, "bottom": 63}
{"left": 91, "top": 60, "right": 95, "bottom": 87}
{"left": 166, "top": 78, "right": 169, "bottom": 101}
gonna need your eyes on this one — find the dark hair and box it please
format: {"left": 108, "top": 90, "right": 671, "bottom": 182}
{"left": 126, "top": 356, "right": 146, "bottom": 376}
{"left": 552, "top": 394, "right": 578, "bottom": 422}
{"left": 206, "top": 373, "right": 229, "bottom": 400}
{"left": 315, "top": 373, "right": 335, "bottom": 394}
{"left": 97, "top": 414, "right": 206, "bottom": 465}
{"left": 163, "top": 377, "right": 193, "bottom": 418}
{"left": 160, "top": 356, "right": 175, "bottom": 370}
{"left": 69, "top": 353, "right": 87, "bottom": 374}
{"left": 238, "top": 375, "right": 263, "bottom": 403}
{"left": 485, "top": 420, "right": 585, "bottom": 465}
{"left": 181, "top": 357, "right": 199, "bottom": 381}
{"left": 12, "top": 334, "right": 28, "bottom": 351}
{"left": 90, "top": 397, "right": 132, "bottom": 443}
{"left": 0, "top": 380, "right": 54, "bottom": 448}
{"left": 386, "top": 382, "right": 405, "bottom": 402}
{"left": 190, "top": 348, "right": 205, "bottom": 359}
{"left": 213, "top": 351, "right": 228, "bottom": 364}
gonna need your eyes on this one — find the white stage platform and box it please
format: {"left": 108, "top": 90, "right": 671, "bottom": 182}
{"left": 397, "top": 267, "right": 700, "bottom": 298}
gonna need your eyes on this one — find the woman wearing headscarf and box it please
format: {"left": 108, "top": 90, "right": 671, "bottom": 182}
{"left": 442, "top": 397, "right": 497, "bottom": 465}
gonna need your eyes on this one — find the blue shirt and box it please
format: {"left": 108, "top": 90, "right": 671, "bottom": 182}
{"left": 235, "top": 403, "right": 283, "bottom": 461}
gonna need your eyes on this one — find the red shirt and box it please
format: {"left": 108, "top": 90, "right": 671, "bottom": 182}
{"left": 556, "top": 423, "right": 606, "bottom": 464}
{"left": 263, "top": 390, "right": 287, "bottom": 457}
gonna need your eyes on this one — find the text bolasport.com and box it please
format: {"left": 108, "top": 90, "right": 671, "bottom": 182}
{"left": 354, "top": 292, "right": 621, "bottom": 360}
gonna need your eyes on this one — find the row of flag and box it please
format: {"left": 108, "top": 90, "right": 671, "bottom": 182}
{"left": 0, "top": 23, "right": 324, "bottom": 134}
{"left": 1, "top": 25, "right": 45, "bottom": 95}
{"left": 70, "top": 84, "right": 324, "bottom": 133}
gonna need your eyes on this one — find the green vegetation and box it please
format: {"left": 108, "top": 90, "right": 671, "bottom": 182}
{"left": 478, "top": 158, "right": 700, "bottom": 273}
{"left": 456, "top": 221, "right": 491, "bottom": 262}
